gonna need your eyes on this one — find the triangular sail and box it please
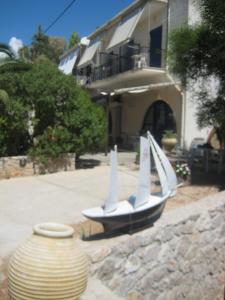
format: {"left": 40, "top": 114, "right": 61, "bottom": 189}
{"left": 147, "top": 132, "right": 169, "bottom": 196}
{"left": 104, "top": 145, "right": 118, "bottom": 213}
{"left": 148, "top": 132, "right": 177, "bottom": 195}
{"left": 135, "top": 137, "right": 151, "bottom": 208}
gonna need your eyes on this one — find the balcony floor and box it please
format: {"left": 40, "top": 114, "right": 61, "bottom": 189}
{"left": 88, "top": 67, "right": 172, "bottom": 92}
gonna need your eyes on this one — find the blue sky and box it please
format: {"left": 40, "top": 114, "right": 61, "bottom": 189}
{"left": 1, "top": 0, "right": 133, "bottom": 48}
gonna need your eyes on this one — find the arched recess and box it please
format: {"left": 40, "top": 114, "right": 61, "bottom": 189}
{"left": 141, "top": 100, "right": 177, "bottom": 145}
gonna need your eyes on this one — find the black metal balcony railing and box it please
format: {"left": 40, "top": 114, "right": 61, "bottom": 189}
{"left": 76, "top": 45, "right": 166, "bottom": 85}
{"left": 92, "top": 50, "right": 151, "bottom": 82}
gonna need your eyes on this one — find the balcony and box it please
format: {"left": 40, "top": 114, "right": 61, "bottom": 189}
{"left": 83, "top": 45, "right": 167, "bottom": 91}
{"left": 93, "top": 44, "right": 166, "bottom": 81}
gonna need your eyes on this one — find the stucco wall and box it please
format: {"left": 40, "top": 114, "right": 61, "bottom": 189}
{"left": 188, "top": 0, "right": 201, "bottom": 25}
{"left": 168, "top": 0, "right": 188, "bottom": 31}
{"left": 84, "top": 191, "right": 225, "bottom": 300}
{"left": 120, "top": 86, "right": 182, "bottom": 145}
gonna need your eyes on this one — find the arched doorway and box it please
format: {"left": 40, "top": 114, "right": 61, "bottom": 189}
{"left": 142, "top": 100, "right": 177, "bottom": 145}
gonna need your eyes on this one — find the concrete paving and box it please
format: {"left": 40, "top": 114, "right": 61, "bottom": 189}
{"left": 0, "top": 165, "right": 139, "bottom": 257}
{"left": 0, "top": 153, "right": 136, "bottom": 300}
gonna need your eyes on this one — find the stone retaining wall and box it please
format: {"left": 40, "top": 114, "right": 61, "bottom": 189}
{"left": 84, "top": 191, "right": 225, "bottom": 300}
{"left": 0, "top": 154, "right": 75, "bottom": 179}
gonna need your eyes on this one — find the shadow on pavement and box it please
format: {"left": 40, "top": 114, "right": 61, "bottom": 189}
{"left": 76, "top": 159, "right": 101, "bottom": 169}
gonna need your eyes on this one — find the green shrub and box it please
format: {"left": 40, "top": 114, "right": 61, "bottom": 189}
{"left": 0, "top": 59, "right": 106, "bottom": 160}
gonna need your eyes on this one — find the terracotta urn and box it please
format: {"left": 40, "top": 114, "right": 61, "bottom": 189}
{"left": 8, "top": 223, "right": 88, "bottom": 300}
{"left": 161, "top": 137, "right": 178, "bottom": 152}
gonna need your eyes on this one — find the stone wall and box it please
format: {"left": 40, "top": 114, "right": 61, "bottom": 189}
{"left": 84, "top": 191, "right": 225, "bottom": 300}
{"left": 0, "top": 154, "right": 75, "bottom": 179}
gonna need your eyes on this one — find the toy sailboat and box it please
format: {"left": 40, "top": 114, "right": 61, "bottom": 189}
{"left": 82, "top": 132, "right": 177, "bottom": 230}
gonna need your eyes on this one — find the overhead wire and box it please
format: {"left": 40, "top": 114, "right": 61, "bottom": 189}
{"left": 44, "top": 0, "right": 78, "bottom": 33}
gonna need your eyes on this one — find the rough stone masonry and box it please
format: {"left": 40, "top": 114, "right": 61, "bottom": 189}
{"left": 82, "top": 191, "right": 225, "bottom": 300}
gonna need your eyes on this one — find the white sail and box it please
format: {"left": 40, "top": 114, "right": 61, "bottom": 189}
{"left": 147, "top": 132, "right": 169, "bottom": 196}
{"left": 135, "top": 137, "right": 151, "bottom": 208}
{"left": 104, "top": 145, "right": 118, "bottom": 213}
{"left": 148, "top": 132, "right": 177, "bottom": 195}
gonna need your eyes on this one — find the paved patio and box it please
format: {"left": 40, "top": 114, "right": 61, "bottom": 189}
{"left": 0, "top": 164, "right": 139, "bottom": 257}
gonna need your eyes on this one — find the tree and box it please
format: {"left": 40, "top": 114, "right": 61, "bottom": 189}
{"left": 49, "top": 37, "right": 66, "bottom": 60}
{"left": 168, "top": 0, "right": 225, "bottom": 147}
{"left": 23, "top": 60, "right": 106, "bottom": 161}
{"left": 18, "top": 45, "right": 32, "bottom": 61}
{"left": 19, "top": 26, "right": 63, "bottom": 64}
{"left": 0, "top": 62, "right": 32, "bottom": 156}
{"left": 0, "top": 58, "right": 106, "bottom": 159}
{"left": 31, "top": 25, "right": 55, "bottom": 62}
{"left": 68, "top": 32, "right": 80, "bottom": 49}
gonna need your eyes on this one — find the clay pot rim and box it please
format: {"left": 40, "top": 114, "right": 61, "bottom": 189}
{"left": 34, "top": 223, "right": 74, "bottom": 238}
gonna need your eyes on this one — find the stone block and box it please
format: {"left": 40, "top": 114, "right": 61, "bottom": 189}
{"left": 179, "top": 261, "right": 191, "bottom": 274}
{"left": 166, "top": 259, "right": 178, "bottom": 273}
{"left": 97, "top": 259, "right": 115, "bottom": 281}
{"left": 128, "top": 290, "right": 143, "bottom": 300}
{"left": 175, "top": 236, "right": 191, "bottom": 257}
{"left": 179, "top": 220, "right": 195, "bottom": 235}
{"left": 124, "top": 255, "right": 141, "bottom": 275}
{"left": 142, "top": 244, "right": 161, "bottom": 264}
{"left": 157, "top": 227, "right": 174, "bottom": 242}
{"left": 211, "top": 214, "right": 224, "bottom": 229}
{"left": 195, "top": 213, "right": 212, "bottom": 232}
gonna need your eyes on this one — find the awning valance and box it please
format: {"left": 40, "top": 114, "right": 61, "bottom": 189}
{"left": 58, "top": 48, "right": 79, "bottom": 75}
{"left": 106, "top": 5, "right": 145, "bottom": 51}
{"left": 77, "top": 40, "right": 101, "bottom": 68}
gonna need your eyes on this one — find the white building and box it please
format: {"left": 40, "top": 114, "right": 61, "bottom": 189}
{"left": 59, "top": 0, "right": 211, "bottom": 149}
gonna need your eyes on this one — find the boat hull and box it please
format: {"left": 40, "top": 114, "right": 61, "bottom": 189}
{"left": 83, "top": 198, "right": 167, "bottom": 231}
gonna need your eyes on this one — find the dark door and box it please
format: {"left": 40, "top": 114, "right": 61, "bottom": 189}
{"left": 142, "top": 100, "right": 176, "bottom": 145}
{"left": 150, "top": 26, "right": 162, "bottom": 68}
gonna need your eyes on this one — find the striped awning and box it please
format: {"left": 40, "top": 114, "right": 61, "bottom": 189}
{"left": 77, "top": 40, "right": 101, "bottom": 68}
{"left": 59, "top": 48, "right": 79, "bottom": 75}
{"left": 106, "top": 5, "right": 145, "bottom": 51}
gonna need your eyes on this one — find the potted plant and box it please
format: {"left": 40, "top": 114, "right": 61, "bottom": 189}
{"left": 161, "top": 130, "right": 177, "bottom": 152}
{"left": 175, "top": 163, "right": 191, "bottom": 185}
